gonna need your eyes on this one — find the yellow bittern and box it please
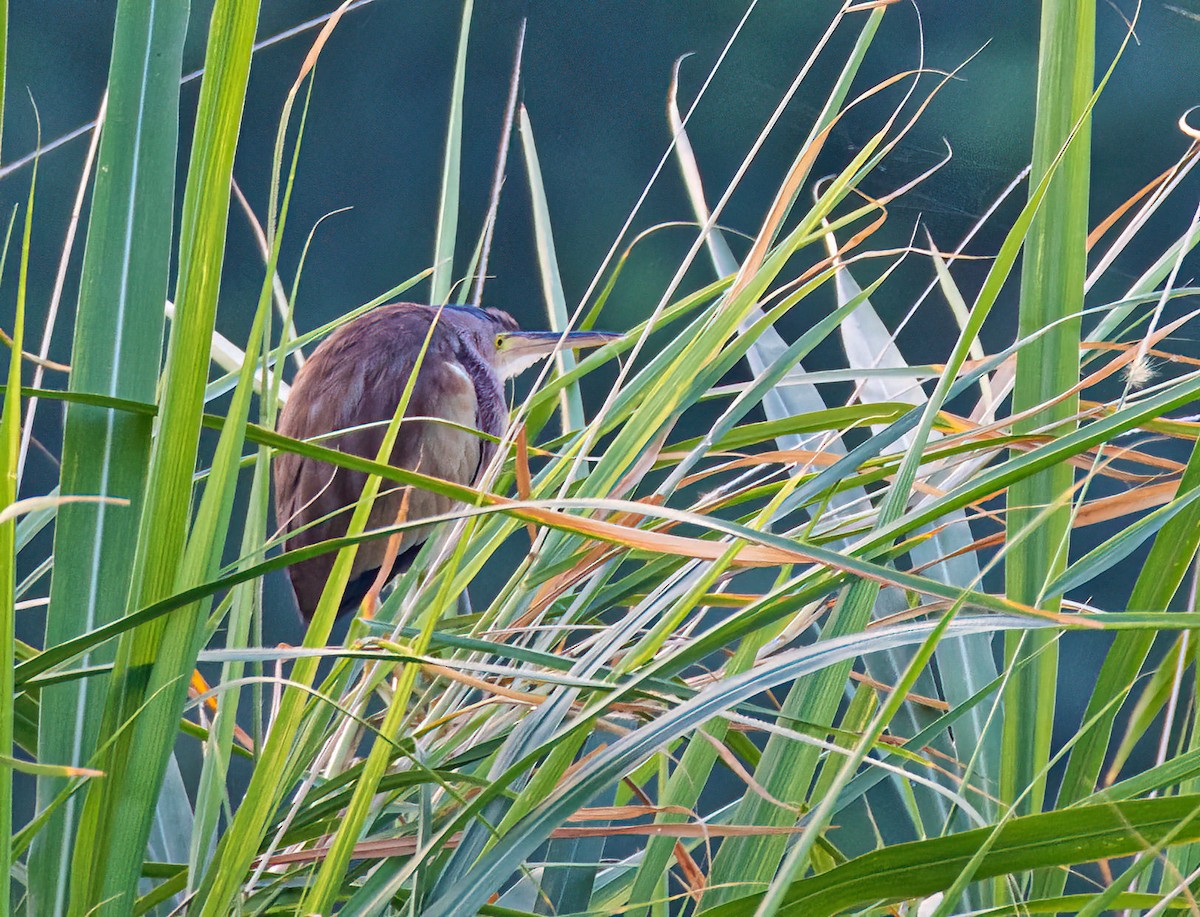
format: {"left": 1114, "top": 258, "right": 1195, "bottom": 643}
{"left": 273, "top": 302, "right": 617, "bottom": 619}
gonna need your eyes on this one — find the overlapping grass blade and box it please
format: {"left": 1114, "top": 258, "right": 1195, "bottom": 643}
{"left": 663, "top": 14, "right": 901, "bottom": 900}
{"left": 829, "top": 249, "right": 992, "bottom": 839}
{"left": 28, "top": 3, "right": 188, "bottom": 909}
{"left": 66, "top": 1, "right": 260, "bottom": 911}
{"left": 418, "top": 616, "right": 1049, "bottom": 917}
{"left": 702, "top": 795, "right": 1200, "bottom": 917}
{"left": 185, "top": 10, "right": 334, "bottom": 895}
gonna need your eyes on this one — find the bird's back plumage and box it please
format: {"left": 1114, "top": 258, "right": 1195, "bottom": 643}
{"left": 274, "top": 304, "right": 508, "bottom": 620}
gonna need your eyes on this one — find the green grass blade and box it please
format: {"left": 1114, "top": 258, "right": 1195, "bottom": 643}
{"left": 1047, "top": 486, "right": 1200, "bottom": 597}
{"left": 67, "top": 1, "right": 260, "bottom": 911}
{"left": 185, "top": 38, "right": 326, "bottom": 895}
{"left": 623, "top": 624, "right": 783, "bottom": 916}
{"left": 8, "top": 7, "right": 1196, "bottom": 913}
{"left": 1001, "top": 0, "right": 1094, "bottom": 824}
{"left": 536, "top": 732, "right": 615, "bottom": 915}
{"left": 1104, "top": 634, "right": 1188, "bottom": 784}
{"left": 832, "top": 253, "right": 993, "bottom": 837}
{"left": 29, "top": 3, "right": 188, "bottom": 910}
{"left": 520, "top": 107, "right": 587, "bottom": 431}
{"left": 430, "top": 0, "right": 472, "bottom": 303}
{"left": 1, "top": 91, "right": 26, "bottom": 917}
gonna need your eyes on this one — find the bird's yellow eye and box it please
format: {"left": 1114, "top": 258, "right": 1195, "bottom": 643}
{"left": 495, "top": 335, "right": 505, "bottom": 349}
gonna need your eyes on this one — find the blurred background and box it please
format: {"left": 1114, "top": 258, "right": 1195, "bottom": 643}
{"left": 6, "top": 0, "right": 1200, "bottom": 831}
{"left": 9, "top": 2, "right": 1198, "bottom": 342}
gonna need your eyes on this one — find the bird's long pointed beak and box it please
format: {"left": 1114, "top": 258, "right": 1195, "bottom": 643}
{"left": 496, "top": 329, "right": 622, "bottom": 377}
{"left": 498, "top": 329, "right": 621, "bottom": 353}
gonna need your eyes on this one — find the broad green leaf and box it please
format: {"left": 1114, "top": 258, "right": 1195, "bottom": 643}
{"left": 702, "top": 795, "right": 1200, "bottom": 916}
{"left": 1002, "top": 0, "right": 1094, "bottom": 828}
{"left": 68, "top": 1, "right": 260, "bottom": 911}
{"left": 30, "top": 3, "right": 188, "bottom": 911}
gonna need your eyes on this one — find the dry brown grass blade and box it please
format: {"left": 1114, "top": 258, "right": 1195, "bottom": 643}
{"left": 699, "top": 730, "right": 799, "bottom": 812}
{"left": 935, "top": 310, "right": 1199, "bottom": 455}
{"left": 292, "top": 0, "right": 354, "bottom": 91}
{"left": 1180, "top": 111, "right": 1200, "bottom": 142}
{"left": 1087, "top": 150, "right": 1196, "bottom": 249}
{"left": 328, "top": 453, "right": 1053, "bottom": 619}
{"left": 730, "top": 68, "right": 920, "bottom": 297}
{"left": 1071, "top": 480, "right": 1178, "bottom": 527}
{"left": 1086, "top": 340, "right": 1200, "bottom": 370}
{"left": 910, "top": 477, "right": 1182, "bottom": 573}
{"left": 849, "top": 670, "right": 950, "bottom": 711}
{"left": 817, "top": 182, "right": 893, "bottom": 270}
{"left": 0, "top": 326, "right": 70, "bottom": 372}
{"left": 1049, "top": 310, "right": 1197, "bottom": 408}
{"left": 558, "top": 742, "right": 613, "bottom": 787}
{"left": 362, "top": 486, "right": 412, "bottom": 619}
{"left": 566, "top": 804, "right": 693, "bottom": 821}
{"left": 741, "top": 54, "right": 970, "bottom": 300}
{"left": 507, "top": 502, "right": 802, "bottom": 566}
{"left": 868, "top": 601, "right": 962, "bottom": 630}
{"left": 517, "top": 545, "right": 620, "bottom": 629}
{"left": 780, "top": 200, "right": 889, "bottom": 296}
{"left": 623, "top": 776, "right": 709, "bottom": 899}
{"left": 616, "top": 422, "right": 676, "bottom": 499}
{"left": 187, "top": 671, "right": 255, "bottom": 752}
{"left": 408, "top": 655, "right": 663, "bottom": 720}
{"left": 514, "top": 427, "right": 674, "bottom": 626}
{"left": 1001, "top": 439, "right": 1180, "bottom": 483}
{"left": 505, "top": 498, "right": 1079, "bottom": 624}
{"left": 518, "top": 498, "right": 666, "bottom": 628}
{"left": 946, "top": 339, "right": 1200, "bottom": 389}
{"left": 676, "top": 838, "right": 709, "bottom": 901}
{"left": 922, "top": 421, "right": 1175, "bottom": 484}
{"left": 514, "top": 424, "right": 537, "bottom": 542}
{"left": 677, "top": 449, "right": 846, "bottom": 488}
{"left": 941, "top": 409, "right": 1185, "bottom": 479}
{"left": 1084, "top": 443, "right": 1184, "bottom": 475}
{"left": 682, "top": 424, "right": 1175, "bottom": 526}
{"left": 259, "top": 823, "right": 810, "bottom": 866}
{"left": 419, "top": 661, "right": 544, "bottom": 707}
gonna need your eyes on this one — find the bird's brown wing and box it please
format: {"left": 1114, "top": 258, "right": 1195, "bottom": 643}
{"left": 274, "top": 306, "right": 488, "bottom": 619}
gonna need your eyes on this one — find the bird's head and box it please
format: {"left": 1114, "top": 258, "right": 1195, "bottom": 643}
{"left": 439, "top": 305, "right": 621, "bottom": 379}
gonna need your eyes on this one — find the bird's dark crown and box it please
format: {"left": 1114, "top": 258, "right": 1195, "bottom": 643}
{"left": 440, "top": 304, "right": 520, "bottom": 331}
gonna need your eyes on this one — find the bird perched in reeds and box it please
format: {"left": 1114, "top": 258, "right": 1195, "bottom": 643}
{"left": 273, "top": 302, "right": 618, "bottom": 620}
